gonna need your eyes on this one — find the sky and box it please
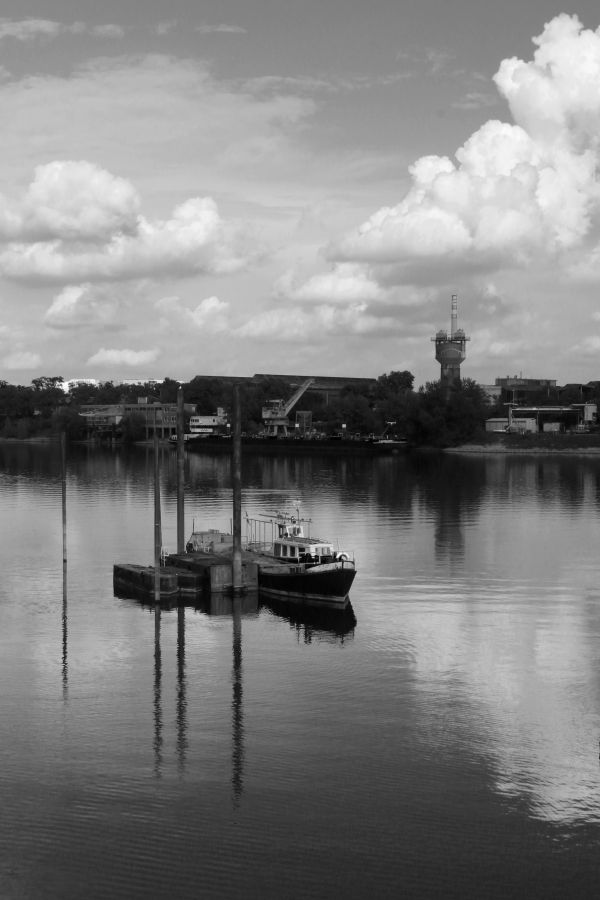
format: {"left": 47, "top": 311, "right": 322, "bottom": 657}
{"left": 2, "top": 1, "right": 600, "bottom": 388}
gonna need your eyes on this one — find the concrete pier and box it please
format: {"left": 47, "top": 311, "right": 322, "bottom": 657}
{"left": 113, "top": 551, "right": 259, "bottom": 603}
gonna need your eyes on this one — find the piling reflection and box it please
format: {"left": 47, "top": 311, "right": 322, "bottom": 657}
{"left": 153, "top": 605, "right": 163, "bottom": 778}
{"left": 231, "top": 598, "right": 243, "bottom": 805}
{"left": 137, "top": 592, "right": 256, "bottom": 794}
{"left": 176, "top": 606, "right": 187, "bottom": 774}
{"left": 62, "top": 560, "right": 68, "bottom": 701}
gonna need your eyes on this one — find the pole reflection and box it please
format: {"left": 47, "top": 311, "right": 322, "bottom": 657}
{"left": 231, "top": 597, "right": 244, "bottom": 806}
{"left": 62, "top": 560, "right": 68, "bottom": 702}
{"left": 153, "top": 604, "right": 163, "bottom": 778}
{"left": 176, "top": 605, "right": 188, "bottom": 774}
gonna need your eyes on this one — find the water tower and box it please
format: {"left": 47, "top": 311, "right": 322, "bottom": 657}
{"left": 431, "top": 294, "right": 470, "bottom": 387}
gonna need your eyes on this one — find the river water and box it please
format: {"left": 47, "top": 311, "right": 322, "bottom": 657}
{"left": 1, "top": 442, "right": 600, "bottom": 898}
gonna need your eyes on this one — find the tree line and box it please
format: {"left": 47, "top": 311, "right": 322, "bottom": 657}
{"left": 0, "top": 371, "right": 501, "bottom": 447}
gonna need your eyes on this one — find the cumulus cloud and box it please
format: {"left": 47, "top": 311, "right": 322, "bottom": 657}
{"left": 329, "top": 14, "right": 600, "bottom": 285}
{"left": 44, "top": 283, "right": 123, "bottom": 330}
{"left": 236, "top": 302, "right": 397, "bottom": 340}
{"left": 3, "top": 350, "right": 42, "bottom": 369}
{"left": 90, "top": 25, "right": 124, "bottom": 39}
{"left": 0, "top": 19, "right": 124, "bottom": 42}
{"left": 86, "top": 348, "right": 159, "bottom": 367}
{"left": 571, "top": 335, "right": 600, "bottom": 356}
{"left": 155, "top": 295, "right": 230, "bottom": 333}
{"left": 196, "top": 24, "right": 246, "bottom": 35}
{"left": 0, "top": 161, "right": 253, "bottom": 284}
{"left": 3, "top": 160, "right": 141, "bottom": 242}
{"left": 154, "top": 21, "right": 177, "bottom": 37}
{"left": 276, "top": 263, "right": 385, "bottom": 304}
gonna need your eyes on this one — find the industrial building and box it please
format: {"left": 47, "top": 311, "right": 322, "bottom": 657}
{"left": 79, "top": 399, "right": 192, "bottom": 440}
{"left": 486, "top": 403, "right": 597, "bottom": 434}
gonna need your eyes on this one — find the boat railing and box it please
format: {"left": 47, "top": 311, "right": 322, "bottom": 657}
{"left": 245, "top": 539, "right": 273, "bottom": 554}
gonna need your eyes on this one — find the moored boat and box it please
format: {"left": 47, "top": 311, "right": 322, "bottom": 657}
{"left": 245, "top": 508, "right": 356, "bottom": 607}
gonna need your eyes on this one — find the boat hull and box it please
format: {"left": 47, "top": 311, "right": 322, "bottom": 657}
{"left": 258, "top": 563, "right": 356, "bottom": 607}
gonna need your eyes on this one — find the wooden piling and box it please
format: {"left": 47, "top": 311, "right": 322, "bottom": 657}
{"left": 176, "top": 385, "right": 185, "bottom": 553}
{"left": 61, "top": 431, "right": 67, "bottom": 569}
{"left": 153, "top": 411, "right": 162, "bottom": 604}
{"left": 61, "top": 430, "right": 68, "bottom": 699}
{"left": 232, "top": 384, "right": 243, "bottom": 593}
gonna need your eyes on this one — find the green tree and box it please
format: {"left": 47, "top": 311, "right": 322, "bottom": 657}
{"left": 51, "top": 406, "right": 88, "bottom": 441}
{"left": 120, "top": 412, "right": 146, "bottom": 444}
{"left": 406, "top": 379, "right": 490, "bottom": 447}
{"left": 160, "top": 377, "right": 181, "bottom": 403}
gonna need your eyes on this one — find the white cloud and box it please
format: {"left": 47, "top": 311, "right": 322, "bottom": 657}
{"left": 3, "top": 350, "right": 42, "bottom": 369}
{"left": 0, "top": 163, "right": 254, "bottom": 284}
{"left": 0, "top": 19, "right": 61, "bottom": 41}
{"left": 86, "top": 348, "right": 159, "bottom": 367}
{"left": 0, "top": 53, "right": 317, "bottom": 187}
{"left": 196, "top": 24, "right": 246, "bottom": 35}
{"left": 90, "top": 25, "right": 124, "bottom": 40}
{"left": 452, "top": 91, "right": 498, "bottom": 111}
{"left": 0, "top": 19, "right": 124, "bottom": 42}
{"left": 8, "top": 160, "right": 141, "bottom": 241}
{"left": 44, "top": 283, "right": 122, "bottom": 330}
{"left": 154, "top": 21, "right": 177, "bottom": 37}
{"left": 155, "top": 295, "right": 230, "bottom": 333}
{"left": 236, "top": 302, "right": 396, "bottom": 341}
{"left": 276, "top": 263, "right": 385, "bottom": 304}
{"left": 571, "top": 335, "right": 600, "bottom": 356}
{"left": 329, "top": 15, "right": 600, "bottom": 286}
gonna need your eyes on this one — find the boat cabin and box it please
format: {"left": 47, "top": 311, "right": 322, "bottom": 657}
{"left": 273, "top": 533, "right": 335, "bottom": 565}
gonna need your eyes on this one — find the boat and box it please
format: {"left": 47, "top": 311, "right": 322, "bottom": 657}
{"left": 244, "top": 508, "right": 356, "bottom": 607}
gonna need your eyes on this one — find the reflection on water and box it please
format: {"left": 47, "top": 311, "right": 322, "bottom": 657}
{"left": 153, "top": 605, "right": 163, "bottom": 778}
{"left": 231, "top": 598, "right": 243, "bottom": 805}
{"left": 260, "top": 594, "right": 357, "bottom": 643}
{"left": 176, "top": 606, "right": 187, "bottom": 774}
{"left": 2, "top": 443, "right": 600, "bottom": 898}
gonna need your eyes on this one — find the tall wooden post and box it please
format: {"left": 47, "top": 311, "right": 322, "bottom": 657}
{"left": 153, "top": 408, "right": 162, "bottom": 603}
{"left": 232, "top": 384, "right": 243, "bottom": 593}
{"left": 176, "top": 385, "right": 185, "bottom": 553}
{"left": 61, "top": 431, "right": 68, "bottom": 699}
{"left": 60, "top": 431, "right": 67, "bottom": 567}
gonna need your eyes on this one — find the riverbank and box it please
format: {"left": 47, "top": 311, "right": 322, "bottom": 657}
{"left": 447, "top": 433, "right": 600, "bottom": 454}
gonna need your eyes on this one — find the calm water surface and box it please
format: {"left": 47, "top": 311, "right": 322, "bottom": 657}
{"left": 1, "top": 443, "right": 600, "bottom": 898}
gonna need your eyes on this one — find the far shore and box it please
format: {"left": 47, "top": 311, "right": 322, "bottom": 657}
{"left": 447, "top": 443, "right": 600, "bottom": 455}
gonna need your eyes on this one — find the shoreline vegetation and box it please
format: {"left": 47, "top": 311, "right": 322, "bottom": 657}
{"left": 5, "top": 433, "right": 600, "bottom": 455}
{"left": 447, "top": 433, "right": 600, "bottom": 454}
{"left": 3, "top": 373, "right": 600, "bottom": 450}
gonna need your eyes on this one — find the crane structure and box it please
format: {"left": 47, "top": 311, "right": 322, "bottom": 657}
{"left": 262, "top": 378, "right": 315, "bottom": 437}
{"left": 431, "top": 294, "right": 470, "bottom": 388}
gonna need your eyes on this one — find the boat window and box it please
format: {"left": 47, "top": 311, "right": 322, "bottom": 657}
{"left": 289, "top": 546, "right": 296, "bottom": 557}
{"left": 274, "top": 543, "right": 281, "bottom": 557}
{"left": 282, "top": 545, "right": 287, "bottom": 556}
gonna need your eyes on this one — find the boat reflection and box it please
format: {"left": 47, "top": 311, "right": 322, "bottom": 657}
{"left": 259, "top": 593, "right": 357, "bottom": 643}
